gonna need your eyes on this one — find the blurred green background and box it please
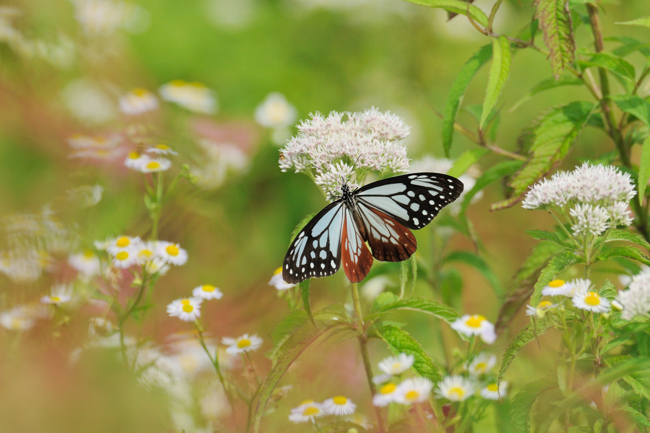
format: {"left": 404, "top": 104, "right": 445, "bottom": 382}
{"left": 0, "top": 0, "right": 649, "bottom": 431}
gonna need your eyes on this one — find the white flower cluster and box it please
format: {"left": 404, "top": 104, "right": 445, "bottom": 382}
{"left": 438, "top": 352, "right": 507, "bottom": 402}
{"left": 289, "top": 395, "right": 356, "bottom": 423}
{"left": 124, "top": 144, "right": 177, "bottom": 173}
{"left": 618, "top": 267, "right": 650, "bottom": 320}
{"left": 68, "top": 133, "right": 123, "bottom": 161}
{"left": 522, "top": 163, "right": 635, "bottom": 237}
{"left": 279, "top": 108, "right": 410, "bottom": 200}
{"left": 95, "top": 235, "right": 187, "bottom": 272}
{"left": 119, "top": 88, "right": 159, "bottom": 116}
{"left": 539, "top": 279, "right": 611, "bottom": 313}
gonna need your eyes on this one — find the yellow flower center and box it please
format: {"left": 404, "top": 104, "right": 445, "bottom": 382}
{"left": 83, "top": 250, "right": 94, "bottom": 258}
{"left": 202, "top": 284, "right": 216, "bottom": 292}
{"left": 487, "top": 384, "right": 499, "bottom": 392}
{"left": 128, "top": 151, "right": 140, "bottom": 160}
{"left": 116, "top": 236, "right": 130, "bottom": 247}
{"left": 166, "top": 245, "right": 179, "bottom": 256}
{"left": 449, "top": 386, "right": 465, "bottom": 399}
{"left": 170, "top": 79, "right": 187, "bottom": 87}
{"left": 181, "top": 299, "right": 190, "bottom": 305}
{"left": 333, "top": 396, "right": 347, "bottom": 405}
{"left": 302, "top": 406, "right": 320, "bottom": 416}
{"left": 116, "top": 251, "right": 129, "bottom": 261}
{"left": 474, "top": 362, "right": 487, "bottom": 373}
{"left": 155, "top": 144, "right": 170, "bottom": 150}
{"left": 549, "top": 279, "right": 565, "bottom": 288}
{"left": 299, "top": 399, "right": 314, "bottom": 405}
{"left": 133, "top": 88, "right": 148, "bottom": 96}
{"left": 380, "top": 383, "right": 396, "bottom": 394}
{"left": 50, "top": 296, "right": 61, "bottom": 302}
{"left": 182, "top": 303, "right": 194, "bottom": 313}
{"left": 584, "top": 292, "right": 601, "bottom": 306}
{"left": 274, "top": 267, "right": 282, "bottom": 275}
{"left": 465, "top": 315, "right": 486, "bottom": 328}
{"left": 139, "top": 249, "right": 153, "bottom": 258}
{"left": 405, "top": 390, "right": 420, "bottom": 401}
{"left": 146, "top": 161, "right": 161, "bottom": 170}
{"left": 539, "top": 301, "right": 553, "bottom": 309}
{"left": 237, "top": 338, "right": 252, "bottom": 348}
{"left": 392, "top": 362, "right": 401, "bottom": 370}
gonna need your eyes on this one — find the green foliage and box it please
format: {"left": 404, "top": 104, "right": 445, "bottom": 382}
{"left": 598, "top": 245, "right": 650, "bottom": 266}
{"left": 499, "top": 317, "right": 554, "bottom": 384}
{"left": 459, "top": 160, "right": 523, "bottom": 217}
{"left": 639, "top": 135, "right": 650, "bottom": 201}
{"left": 441, "top": 44, "right": 493, "bottom": 156}
{"left": 369, "top": 292, "right": 460, "bottom": 324}
{"left": 376, "top": 324, "right": 442, "bottom": 382}
{"left": 447, "top": 148, "right": 489, "bottom": 178}
{"left": 534, "top": 0, "right": 576, "bottom": 79}
{"left": 481, "top": 36, "right": 512, "bottom": 128}
{"left": 444, "top": 251, "right": 504, "bottom": 297}
{"left": 300, "top": 280, "right": 316, "bottom": 328}
{"left": 578, "top": 52, "right": 636, "bottom": 84}
{"left": 616, "top": 16, "right": 650, "bottom": 29}
{"left": 526, "top": 229, "right": 573, "bottom": 248}
{"left": 508, "top": 76, "right": 583, "bottom": 113}
{"left": 603, "top": 228, "right": 650, "bottom": 250}
{"left": 612, "top": 95, "right": 650, "bottom": 127}
{"left": 403, "top": 0, "right": 489, "bottom": 27}
{"left": 510, "top": 377, "right": 558, "bottom": 433}
{"left": 531, "top": 250, "right": 581, "bottom": 305}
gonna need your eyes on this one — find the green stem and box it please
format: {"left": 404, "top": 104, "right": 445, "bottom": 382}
{"left": 150, "top": 172, "right": 164, "bottom": 240}
{"left": 351, "top": 283, "right": 386, "bottom": 433}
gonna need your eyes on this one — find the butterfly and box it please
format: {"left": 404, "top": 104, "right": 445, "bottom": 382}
{"left": 282, "top": 172, "right": 464, "bottom": 284}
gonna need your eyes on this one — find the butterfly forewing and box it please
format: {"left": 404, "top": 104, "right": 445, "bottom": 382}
{"left": 355, "top": 172, "right": 464, "bottom": 230}
{"left": 356, "top": 205, "right": 417, "bottom": 262}
{"left": 282, "top": 201, "right": 345, "bottom": 284}
{"left": 341, "top": 209, "right": 374, "bottom": 282}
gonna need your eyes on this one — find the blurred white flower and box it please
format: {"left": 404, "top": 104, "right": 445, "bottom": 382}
{"left": 451, "top": 314, "right": 496, "bottom": 344}
{"left": 191, "top": 140, "right": 248, "bottom": 189}
{"left": 466, "top": 353, "right": 496, "bottom": 376}
{"left": 289, "top": 400, "right": 325, "bottom": 423}
{"left": 222, "top": 333, "right": 262, "bottom": 354}
{"left": 73, "top": 0, "right": 135, "bottom": 36}
{"left": 66, "top": 185, "right": 104, "bottom": 208}
{"left": 119, "top": 88, "right": 159, "bottom": 115}
{"left": 160, "top": 80, "right": 217, "bottom": 114}
{"left": 68, "top": 133, "right": 123, "bottom": 161}
{"left": 618, "top": 268, "right": 650, "bottom": 320}
{"left": 205, "top": 0, "right": 257, "bottom": 30}
{"left": 372, "top": 382, "right": 399, "bottom": 407}
{"left": 192, "top": 284, "right": 223, "bottom": 301}
{"left": 394, "top": 377, "right": 433, "bottom": 405}
{"left": 436, "top": 375, "right": 473, "bottom": 402}
{"left": 323, "top": 396, "right": 356, "bottom": 416}
{"left": 62, "top": 80, "right": 116, "bottom": 124}
{"left": 156, "top": 241, "right": 188, "bottom": 266}
{"left": 135, "top": 157, "right": 172, "bottom": 173}
{"left": 147, "top": 144, "right": 178, "bottom": 156}
{"left": 0, "top": 307, "right": 36, "bottom": 331}
{"left": 40, "top": 284, "right": 74, "bottom": 305}
{"left": 525, "top": 300, "right": 557, "bottom": 318}
{"left": 111, "top": 249, "right": 138, "bottom": 268}
{"left": 573, "top": 291, "right": 610, "bottom": 314}
{"left": 481, "top": 381, "right": 508, "bottom": 400}
{"left": 361, "top": 275, "right": 392, "bottom": 301}
{"left": 269, "top": 267, "right": 295, "bottom": 291}
{"left": 255, "top": 92, "right": 297, "bottom": 138}
{"left": 377, "top": 353, "right": 414, "bottom": 376}
{"left": 541, "top": 279, "right": 574, "bottom": 297}
{"left": 69, "top": 250, "right": 101, "bottom": 278}
{"left": 167, "top": 298, "right": 202, "bottom": 322}
{"left": 104, "top": 236, "right": 141, "bottom": 254}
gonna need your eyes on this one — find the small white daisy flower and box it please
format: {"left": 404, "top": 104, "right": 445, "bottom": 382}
{"left": 373, "top": 382, "right": 400, "bottom": 407}
{"left": 466, "top": 353, "right": 497, "bottom": 376}
{"left": 570, "top": 278, "right": 594, "bottom": 297}
{"left": 101, "top": 235, "right": 141, "bottom": 253}
{"left": 378, "top": 353, "right": 415, "bottom": 376}
{"left": 166, "top": 298, "right": 202, "bottom": 322}
{"left": 345, "top": 413, "right": 371, "bottom": 429}
{"left": 541, "top": 279, "right": 574, "bottom": 297}
{"left": 255, "top": 92, "right": 297, "bottom": 129}
{"left": 221, "top": 333, "right": 263, "bottom": 354}
{"left": 133, "top": 241, "right": 157, "bottom": 265}
{"left": 394, "top": 377, "right": 433, "bottom": 405}
{"left": 40, "top": 293, "right": 72, "bottom": 305}
{"left": 136, "top": 157, "right": 172, "bottom": 173}
{"left": 147, "top": 144, "right": 178, "bottom": 156}
{"left": 323, "top": 396, "right": 356, "bottom": 416}
{"left": 451, "top": 314, "right": 496, "bottom": 344}
{"left": 119, "top": 88, "right": 159, "bottom": 115}
{"left": 143, "top": 257, "right": 170, "bottom": 275}
{"left": 0, "top": 308, "right": 35, "bottom": 331}
{"left": 480, "top": 381, "right": 508, "bottom": 400}
{"left": 156, "top": 241, "right": 188, "bottom": 266}
{"left": 573, "top": 291, "right": 611, "bottom": 313}
{"left": 437, "top": 375, "right": 473, "bottom": 402}
{"left": 611, "top": 299, "right": 623, "bottom": 311}
{"left": 159, "top": 80, "right": 217, "bottom": 114}
{"left": 192, "top": 284, "right": 224, "bottom": 300}
{"left": 288, "top": 400, "right": 325, "bottom": 423}
{"left": 269, "top": 267, "right": 295, "bottom": 291}
{"left": 525, "top": 300, "right": 557, "bottom": 318}
{"left": 111, "top": 248, "right": 138, "bottom": 268}
{"left": 68, "top": 250, "right": 100, "bottom": 277}
{"left": 124, "top": 151, "right": 148, "bottom": 169}
{"left": 372, "top": 373, "right": 393, "bottom": 385}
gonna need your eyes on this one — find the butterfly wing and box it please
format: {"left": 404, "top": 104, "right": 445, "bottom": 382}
{"left": 282, "top": 201, "right": 346, "bottom": 284}
{"left": 355, "top": 172, "right": 464, "bottom": 230}
{"left": 355, "top": 204, "right": 417, "bottom": 262}
{"left": 341, "top": 208, "right": 374, "bottom": 283}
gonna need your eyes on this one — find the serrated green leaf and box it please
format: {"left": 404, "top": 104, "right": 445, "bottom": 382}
{"left": 368, "top": 295, "right": 460, "bottom": 324}
{"left": 499, "top": 317, "right": 554, "bottom": 385}
{"left": 526, "top": 229, "right": 573, "bottom": 248}
{"left": 377, "top": 324, "right": 441, "bottom": 382}
{"left": 510, "top": 377, "right": 558, "bottom": 433}
{"left": 578, "top": 52, "right": 636, "bottom": 82}
{"left": 509, "top": 101, "right": 595, "bottom": 198}
{"left": 534, "top": 0, "right": 576, "bottom": 79}
{"left": 444, "top": 251, "right": 504, "bottom": 297}
{"left": 605, "top": 228, "right": 650, "bottom": 250}
{"left": 639, "top": 135, "right": 650, "bottom": 202}
{"left": 481, "top": 36, "right": 511, "bottom": 128}
{"left": 622, "top": 374, "right": 650, "bottom": 401}
{"left": 515, "top": 242, "right": 566, "bottom": 286}
{"left": 599, "top": 280, "right": 617, "bottom": 300}
{"left": 531, "top": 250, "right": 580, "bottom": 305}
{"left": 608, "top": 36, "right": 650, "bottom": 58}
{"left": 616, "top": 16, "right": 650, "bottom": 29}
{"left": 403, "top": 0, "right": 489, "bottom": 27}
{"left": 612, "top": 95, "right": 650, "bottom": 128}
{"left": 269, "top": 309, "right": 309, "bottom": 360}
{"left": 447, "top": 148, "right": 489, "bottom": 178}
{"left": 253, "top": 313, "right": 350, "bottom": 433}
{"left": 599, "top": 245, "right": 650, "bottom": 266}
{"left": 618, "top": 405, "right": 650, "bottom": 428}
{"left": 372, "top": 292, "right": 401, "bottom": 312}
{"left": 441, "top": 44, "right": 493, "bottom": 156}
{"left": 601, "top": 334, "right": 630, "bottom": 354}
{"left": 508, "top": 76, "right": 582, "bottom": 113}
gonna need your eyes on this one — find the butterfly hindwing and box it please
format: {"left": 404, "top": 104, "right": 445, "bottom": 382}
{"left": 356, "top": 204, "right": 417, "bottom": 262}
{"left": 341, "top": 209, "right": 374, "bottom": 283}
{"left": 282, "top": 201, "right": 345, "bottom": 284}
{"left": 355, "top": 172, "right": 464, "bottom": 230}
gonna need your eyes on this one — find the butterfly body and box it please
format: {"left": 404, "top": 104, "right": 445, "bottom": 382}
{"left": 283, "top": 172, "right": 464, "bottom": 284}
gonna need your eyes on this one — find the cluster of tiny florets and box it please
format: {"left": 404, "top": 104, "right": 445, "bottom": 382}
{"left": 279, "top": 108, "right": 410, "bottom": 200}
{"left": 618, "top": 268, "right": 650, "bottom": 320}
{"left": 522, "top": 163, "right": 635, "bottom": 237}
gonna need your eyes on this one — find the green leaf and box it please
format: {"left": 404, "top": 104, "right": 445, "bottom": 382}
{"left": 622, "top": 374, "right": 650, "bottom": 400}
{"left": 616, "top": 16, "right": 650, "bottom": 29}
{"left": 300, "top": 280, "right": 317, "bottom": 328}
{"left": 481, "top": 36, "right": 512, "bottom": 128}
{"left": 253, "top": 313, "right": 351, "bottom": 433}
{"left": 534, "top": 0, "right": 576, "bottom": 79}
{"left": 604, "top": 228, "right": 650, "bottom": 250}
{"left": 459, "top": 160, "right": 523, "bottom": 218}
{"left": 444, "top": 251, "right": 504, "bottom": 297}
{"left": 598, "top": 280, "right": 617, "bottom": 299}
{"left": 368, "top": 295, "right": 460, "bottom": 324}
{"left": 447, "top": 148, "right": 489, "bottom": 178}
{"left": 403, "top": 0, "right": 489, "bottom": 27}
{"left": 499, "top": 317, "right": 554, "bottom": 385}
{"left": 639, "top": 135, "right": 650, "bottom": 202}
{"left": 608, "top": 36, "right": 650, "bottom": 59}
{"left": 531, "top": 250, "right": 580, "bottom": 305}
{"left": 289, "top": 212, "right": 316, "bottom": 245}
{"left": 441, "top": 44, "right": 493, "bottom": 156}
{"left": 508, "top": 76, "right": 582, "bottom": 113}
{"left": 612, "top": 95, "right": 650, "bottom": 128}
{"left": 515, "top": 242, "right": 566, "bottom": 286}
{"left": 509, "top": 101, "right": 595, "bottom": 198}
{"left": 510, "top": 377, "right": 558, "bottom": 433}
{"left": 598, "top": 245, "right": 650, "bottom": 266}
{"left": 578, "top": 52, "right": 636, "bottom": 82}
{"left": 269, "top": 310, "right": 309, "bottom": 360}
{"left": 377, "top": 324, "right": 441, "bottom": 382}
{"left": 526, "top": 229, "right": 573, "bottom": 248}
